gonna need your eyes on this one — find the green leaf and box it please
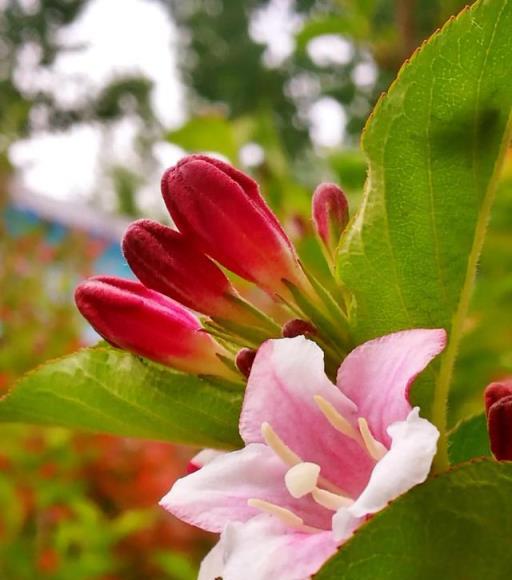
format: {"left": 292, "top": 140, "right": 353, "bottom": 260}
{"left": 166, "top": 115, "right": 239, "bottom": 162}
{"left": 448, "top": 413, "right": 491, "bottom": 464}
{"left": 336, "top": 0, "right": 512, "bottom": 465}
{"left": 317, "top": 460, "right": 512, "bottom": 579}
{"left": 0, "top": 346, "right": 243, "bottom": 449}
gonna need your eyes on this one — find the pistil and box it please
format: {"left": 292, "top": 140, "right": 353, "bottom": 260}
{"left": 285, "top": 462, "right": 320, "bottom": 498}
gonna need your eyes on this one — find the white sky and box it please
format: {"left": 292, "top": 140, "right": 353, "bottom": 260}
{"left": 8, "top": 0, "right": 365, "bottom": 205}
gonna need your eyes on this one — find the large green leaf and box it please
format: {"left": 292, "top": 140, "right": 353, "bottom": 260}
{"left": 317, "top": 460, "right": 512, "bottom": 579}
{"left": 336, "top": 0, "right": 512, "bottom": 464}
{"left": 0, "top": 346, "right": 243, "bottom": 449}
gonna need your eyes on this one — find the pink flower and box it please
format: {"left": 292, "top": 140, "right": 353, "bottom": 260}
{"left": 161, "top": 155, "right": 304, "bottom": 294}
{"left": 161, "top": 329, "right": 446, "bottom": 579}
{"left": 75, "top": 276, "right": 230, "bottom": 376}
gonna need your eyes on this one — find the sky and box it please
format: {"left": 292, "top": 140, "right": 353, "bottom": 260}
{"left": 8, "top": 0, "right": 374, "bottom": 207}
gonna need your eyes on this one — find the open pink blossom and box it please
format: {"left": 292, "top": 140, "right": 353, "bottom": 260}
{"left": 161, "top": 329, "right": 446, "bottom": 579}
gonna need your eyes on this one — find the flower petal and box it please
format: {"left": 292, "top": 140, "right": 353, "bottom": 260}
{"left": 240, "top": 337, "right": 375, "bottom": 496}
{"left": 336, "top": 329, "right": 446, "bottom": 445}
{"left": 198, "top": 539, "right": 225, "bottom": 580}
{"left": 209, "top": 515, "right": 338, "bottom": 580}
{"left": 160, "top": 443, "right": 332, "bottom": 533}
{"left": 332, "top": 407, "right": 439, "bottom": 540}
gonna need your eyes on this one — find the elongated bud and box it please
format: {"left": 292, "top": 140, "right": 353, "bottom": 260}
{"left": 161, "top": 155, "right": 303, "bottom": 293}
{"left": 312, "top": 183, "right": 349, "bottom": 259}
{"left": 484, "top": 381, "right": 512, "bottom": 460}
{"left": 75, "top": 276, "right": 229, "bottom": 376}
{"left": 235, "top": 348, "right": 257, "bottom": 378}
{"left": 281, "top": 319, "right": 317, "bottom": 338}
{"left": 123, "top": 219, "right": 242, "bottom": 320}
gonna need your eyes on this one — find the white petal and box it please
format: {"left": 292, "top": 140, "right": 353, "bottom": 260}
{"left": 210, "top": 515, "right": 338, "bottom": 580}
{"left": 331, "top": 509, "right": 362, "bottom": 543}
{"left": 333, "top": 407, "right": 438, "bottom": 540}
{"left": 198, "top": 538, "right": 225, "bottom": 580}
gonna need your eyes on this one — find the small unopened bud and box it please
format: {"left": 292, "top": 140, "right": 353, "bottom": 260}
{"left": 484, "top": 381, "right": 512, "bottom": 461}
{"left": 281, "top": 319, "right": 317, "bottom": 338}
{"left": 235, "top": 348, "right": 257, "bottom": 378}
{"left": 312, "top": 183, "right": 349, "bottom": 259}
{"left": 75, "top": 276, "right": 228, "bottom": 376}
{"left": 186, "top": 449, "right": 224, "bottom": 474}
{"left": 161, "top": 155, "right": 303, "bottom": 293}
{"left": 123, "top": 219, "right": 241, "bottom": 320}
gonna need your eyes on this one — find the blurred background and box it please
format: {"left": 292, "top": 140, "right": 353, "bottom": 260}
{"left": 1, "top": 0, "right": 512, "bottom": 578}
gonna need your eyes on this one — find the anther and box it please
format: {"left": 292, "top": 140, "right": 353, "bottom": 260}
{"left": 261, "top": 422, "right": 302, "bottom": 466}
{"left": 358, "top": 417, "right": 387, "bottom": 460}
{"left": 314, "top": 395, "right": 360, "bottom": 442}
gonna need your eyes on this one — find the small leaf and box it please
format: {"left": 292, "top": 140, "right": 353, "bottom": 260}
{"left": 0, "top": 346, "right": 243, "bottom": 449}
{"left": 448, "top": 413, "right": 491, "bottom": 464}
{"left": 317, "top": 460, "right": 512, "bottom": 579}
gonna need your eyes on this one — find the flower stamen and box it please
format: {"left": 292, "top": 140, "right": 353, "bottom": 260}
{"left": 312, "top": 488, "right": 354, "bottom": 510}
{"left": 313, "top": 395, "right": 361, "bottom": 442}
{"left": 247, "top": 498, "right": 323, "bottom": 533}
{"left": 261, "top": 422, "right": 302, "bottom": 466}
{"left": 358, "top": 417, "right": 387, "bottom": 460}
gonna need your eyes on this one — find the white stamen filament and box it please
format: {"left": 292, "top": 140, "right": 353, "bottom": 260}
{"left": 285, "top": 462, "right": 320, "bottom": 498}
{"left": 261, "top": 422, "right": 302, "bottom": 466}
{"left": 358, "top": 417, "right": 388, "bottom": 460}
{"left": 312, "top": 488, "right": 354, "bottom": 510}
{"left": 248, "top": 498, "right": 323, "bottom": 533}
{"left": 313, "top": 395, "right": 361, "bottom": 442}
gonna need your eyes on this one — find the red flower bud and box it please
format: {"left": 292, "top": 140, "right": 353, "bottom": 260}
{"left": 122, "top": 219, "right": 242, "bottom": 320}
{"left": 281, "top": 319, "right": 317, "bottom": 338}
{"left": 235, "top": 348, "right": 257, "bottom": 378}
{"left": 312, "top": 183, "right": 349, "bottom": 258}
{"left": 161, "top": 155, "right": 302, "bottom": 293}
{"left": 75, "top": 276, "right": 228, "bottom": 376}
{"left": 484, "top": 381, "right": 512, "bottom": 461}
